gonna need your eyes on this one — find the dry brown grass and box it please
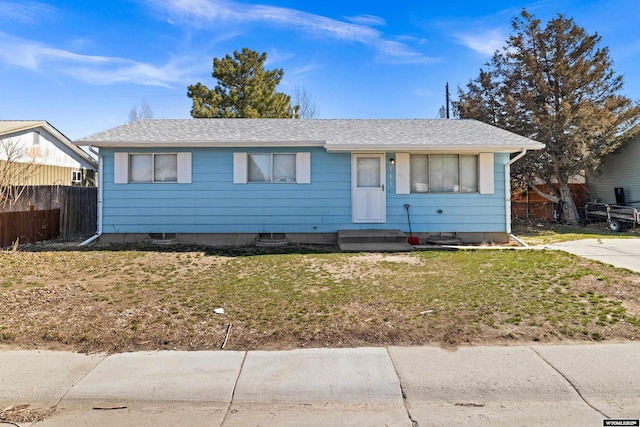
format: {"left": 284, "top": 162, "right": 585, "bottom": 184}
{"left": 1, "top": 242, "right": 639, "bottom": 353}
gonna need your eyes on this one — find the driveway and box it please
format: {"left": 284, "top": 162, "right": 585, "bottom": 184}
{"left": 546, "top": 238, "right": 640, "bottom": 272}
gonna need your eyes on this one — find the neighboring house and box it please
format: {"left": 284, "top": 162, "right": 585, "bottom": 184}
{"left": 76, "top": 119, "right": 544, "bottom": 245}
{"left": 588, "top": 135, "right": 640, "bottom": 208}
{"left": 0, "top": 120, "right": 98, "bottom": 187}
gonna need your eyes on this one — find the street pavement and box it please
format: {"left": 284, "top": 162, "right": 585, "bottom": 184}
{"left": 1, "top": 343, "right": 638, "bottom": 426}
{"left": 544, "top": 238, "right": 640, "bottom": 272}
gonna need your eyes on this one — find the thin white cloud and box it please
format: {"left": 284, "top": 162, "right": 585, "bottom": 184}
{"left": 454, "top": 28, "right": 507, "bottom": 56}
{"left": 146, "top": 0, "right": 437, "bottom": 64}
{"left": 0, "top": 1, "right": 55, "bottom": 23}
{"left": 344, "top": 14, "right": 386, "bottom": 27}
{"left": 68, "top": 59, "right": 193, "bottom": 87}
{"left": 377, "top": 40, "right": 438, "bottom": 64}
{"left": 263, "top": 48, "right": 295, "bottom": 67}
{"left": 0, "top": 33, "right": 114, "bottom": 69}
{"left": 289, "top": 62, "right": 317, "bottom": 77}
{"left": 0, "top": 32, "right": 194, "bottom": 87}
{"left": 397, "top": 35, "right": 427, "bottom": 45}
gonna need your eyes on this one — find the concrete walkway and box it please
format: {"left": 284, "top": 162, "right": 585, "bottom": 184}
{"left": 544, "top": 238, "right": 640, "bottom": 273}
{"left": 1, "top": 343, "right": 638, "bottom": 426}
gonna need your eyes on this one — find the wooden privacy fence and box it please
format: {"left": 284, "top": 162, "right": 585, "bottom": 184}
{"left": 0, "top": 209, "right": 60, "bottom": 247}
{"left": 59, "top": 186, "right": 97, "bottom": 238}
{"left": 0, "top": 186, "right": 97, "bottom": 247}
{"left": 511, "top": 184, "right": 589, "bottom": 221}
{"left": 511, "top": 201, "right": 553, "bottom": 221}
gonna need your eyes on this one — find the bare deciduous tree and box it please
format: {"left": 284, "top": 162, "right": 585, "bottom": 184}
{"left": 292, "top": 86, "right": 319, "bottom": 119}
{"left": 0, "top": 138, "right": 41, "bottom": 210}
{"left": 129, "top": 99, "right": 154, "bottom": 122}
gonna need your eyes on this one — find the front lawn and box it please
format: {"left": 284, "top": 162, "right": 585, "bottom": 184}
{"left": 1, "top": 245, "right": 638, "bottom": 353}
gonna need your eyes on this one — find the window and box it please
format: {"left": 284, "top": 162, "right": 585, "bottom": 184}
{"left": 114, "top": 152, "right": 191, "bottom": 184}
{"left": 459, "top": 155, "right": 478, "bottom": 193}
{"left": 234, "top": 152, "right": 311, "bottom": 184}
{"left": 130, "top": 154, "right": 177, "bottom": 183}
{"left": 410, "top": 154, "right": 478, "bottom": 193}
{"left": 71, "top": 170, "right": 82, "bottom": 183}
{"left": 356, "top": 157, "right": 381, "bottom": 187}
{"left": 248, "top": 153, "right": 296, "bottom": 183}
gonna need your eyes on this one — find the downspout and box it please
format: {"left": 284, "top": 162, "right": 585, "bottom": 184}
{"left": 505, "top": 148, "right": 527, "bottom": 246}
{"left": 79, "top": 146, "right": 103, "bottom": 246}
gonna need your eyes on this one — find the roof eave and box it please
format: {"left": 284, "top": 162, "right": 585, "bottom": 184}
{"left": 74, "top": 140, "right": 327, "bottom": 148}
{"left": 324, "top": 143, "right": 545, "bottom": 153}
{"left": 0, "top": 121, "right": 48, "bottom": 137}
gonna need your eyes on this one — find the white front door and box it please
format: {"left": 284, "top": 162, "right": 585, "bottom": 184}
{"left": 352, "top": 154, "right": 386, "bottom": 223}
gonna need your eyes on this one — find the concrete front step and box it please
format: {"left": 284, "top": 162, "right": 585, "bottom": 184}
{"left": 337, "top": 229, "right": 408, "bottom": 244}
{"left": 421, "top": 232, "right": 462, "bottom": 246}
{"left": 424, "top": 236, "right": 463, "bottom": 245}
{"left": 338, "top": 229, "right": 413, "bottom": 252}
{"left": 339, "top": 242, "right": 414, "bottom": 252}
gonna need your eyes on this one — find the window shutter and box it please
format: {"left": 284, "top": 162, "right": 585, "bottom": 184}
{"left": 233, "top": 152, "right": 248, "bottom": 183}
{"left": 177, "top": 152, "right": 192, "bottom": 184}
{"left": 114, "top": 152, "right": 128, "bottom": 184}
{"left": 296, "top": 152, "right": 311, "bottom": 184}
{"left": 395, "top": 153, "right": 410, "bottom": 194}
{"left": 479, "top": 153, "right": 494, "bottom": 194}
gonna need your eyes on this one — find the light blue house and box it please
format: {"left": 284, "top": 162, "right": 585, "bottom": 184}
{"left": 76, "top": 119, "right": 543, "bottom": 246}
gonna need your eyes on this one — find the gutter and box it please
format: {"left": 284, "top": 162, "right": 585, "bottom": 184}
{"left": 79, "top": 146, "right": 103, "bottom": 246}
{"left": 505, "top": 148, "right": 528, "bottom": 242}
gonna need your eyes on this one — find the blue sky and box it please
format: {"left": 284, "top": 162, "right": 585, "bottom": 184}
{"left": 1, "top": 0, "right": 639, "bottom": 140}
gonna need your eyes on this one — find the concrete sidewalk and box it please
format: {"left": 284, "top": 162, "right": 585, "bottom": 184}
{"left": 1, "top": 343, "right": 638, "bottom": 426}
{"left": 545, "top": 238, "right": 640, "bottom": 273}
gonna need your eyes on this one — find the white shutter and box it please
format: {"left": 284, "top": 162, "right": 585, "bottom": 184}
{"left": 114, "top": 152, "right": 128, "bottom": 184}
{"left": 395, "top": 153, "right": 410, "bottom": 194}
{"left": 177, "top": 152, "right": 192, "bottom": 184}
{"left": 233, "top": 152, "right": 248, "bottom": 184}
{"left": 296, "top": 152, "right": 311, "bottom": 184}
{"left": 479, "top": 153, "right": 494, "bottom": 194}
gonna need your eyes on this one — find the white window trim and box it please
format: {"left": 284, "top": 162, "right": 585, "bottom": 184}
{"left": 234, "top": 152, "right": 311, "bottom": 184}
{"left": 395, "top": 152, "right": 494, "bottom": 195}
{"left": 114, "top": 152, "right": 191, "bottom": 184}
{"left": 71, "top": 170, "right": 82, "bottom": 183}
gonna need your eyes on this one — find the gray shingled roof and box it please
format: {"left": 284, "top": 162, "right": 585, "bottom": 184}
{"left": 76, "top": 119, "right": 544, "bottom": 152}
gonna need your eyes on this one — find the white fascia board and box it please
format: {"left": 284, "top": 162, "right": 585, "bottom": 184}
{"left": 324, "top": 143, "right": 544, "bottom": 153}
{"left": 75, "top": 140, "right": 326, "bottom": 148}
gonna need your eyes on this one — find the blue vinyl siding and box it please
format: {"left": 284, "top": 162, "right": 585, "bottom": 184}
{"left": 101, "top": 148, "right": 508, "bottom": 234}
